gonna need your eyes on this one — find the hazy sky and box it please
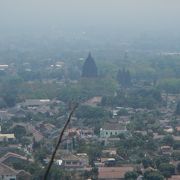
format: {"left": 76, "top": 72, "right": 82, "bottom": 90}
{"left": 1, "top": 0, "right": 180, "bottom": 37}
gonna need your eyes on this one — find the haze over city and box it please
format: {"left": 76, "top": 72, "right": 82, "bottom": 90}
{"left": 0, "top": 1, "right": 180, "bottom": 180}
{"left": 1, "top": 0, "right": 180, "bottom": 38}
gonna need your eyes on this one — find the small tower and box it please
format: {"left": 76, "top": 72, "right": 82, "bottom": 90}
{"left": 82, "top": 53, "right": 98, "bottom": 78}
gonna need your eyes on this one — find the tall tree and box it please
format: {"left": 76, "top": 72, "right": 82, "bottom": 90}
{"left": 117, "top": 68, "right": 131, "bottom": 87}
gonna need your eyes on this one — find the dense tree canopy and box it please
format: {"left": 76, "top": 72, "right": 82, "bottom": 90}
{"left": 124, "top": 171, "right": 138, "bottom": 180}
{"left": 144, "top": 171, "right": 164, "bottom": 180}
{"left": 101, "top": 88, "right": 162, "bottom": 109}
{"left": 159, "top": 163, "right": 175, "bottom": 179}
{"left": 58, "top": 78, "right": 117, "bottom": 102}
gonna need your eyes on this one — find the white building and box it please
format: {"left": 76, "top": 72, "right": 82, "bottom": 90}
{"left": 0, "top": 134, "right": 15, "bottom": 142}
{"left": 100, "top": 123, "right": 127, "bottom": 138}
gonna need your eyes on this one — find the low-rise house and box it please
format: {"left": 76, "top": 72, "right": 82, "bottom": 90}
{"left": 76, "top": 153, "right": 89, "bottom": 167}
{"left": 37, "top": 123, "right": 56, "bottom": 136}
{"left": 101, "top": 158, "right": 116, "bottom": 167}
{"left": 164, "top": 126, "right": 174, "bottom": 133}
{"left": 57, "top": 153, "right": 89, "bottom": 170}
{"left": 65, "top": 128, "right": 95, "bottom": 139}
{"left": 8, "top": 107, "right": 26, "bottom": 119}
{"left": 135, "top": 108, "right": 148, "bottom": 113}
{"left": 16, "top": 170, "right": 32, "bottom": 180}
{"left": 20, "top": 99, "right": 51, "bottom": 108}
{"left": 160, "top": 146, "right": 172, "bottom": 155}
{"left": 173, "top": 136, "right": 180, "bottom": 141}
{"left": 0, "top": 64, "right": 8, "bottom": 70}
{"left": 0, "top": 162, "right": 31, "bottom": 180}
{"left": 102, "top": 149, "right": 117, "bottom": 157}
{"left": 176, "top": 126, "right": 180, "bottom": 133}
{"left": 159, "top": 119, "right": 170, "bottom": 126}
{"left": 153, "top": 133, "right": 165, "bottom": 140}
{"left": 100, "top": 123, "right": 127, "bottom": 138}
{"left": 0, "top": 162, "right": 17, "bottom": 180}
{"left": 65, "top": 128, "right": 79, "bottom": 137}
{"left": 0, "top": 152, "right": 34, "bottom": 165}
{"left": 118, "top": 116, "right": 130, "bottom": 124}
{"left": 26, "top": 124, "right": 44, "bottom": 142}
{"left": 84, "top": 96, "right": 102, "bottom": 106}
{"left": 0, "top": 134, "right": 15, "bottom": 142}
{"left": 112, "top": 110, "right": 118, "bottom": 117}
{"left": 43, "top": 123, "right": 56, "bottom": 132}
{"left": 94, "top": 161, "right": 105, "bottom": 167}
{"left": 12, "top": 123, "right": 44, "bottom": 142}
{"left": 102, "top": 137, "right": 121, "bottom": 146}
{"left": 134, "top": 131, "right": 147, "bottom": 136}
{"left": 0, "top": 111, "right": 14, "bottom": 121}
{"left": 79, "top": 128, "right": 95, "bottom": 139}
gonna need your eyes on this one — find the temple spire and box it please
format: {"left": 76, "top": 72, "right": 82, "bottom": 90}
{"left": 82, "top": 53, "right": 98, "bottom": 78}
{"left": 88, "top": 52, "right": 92, "bottom": 58}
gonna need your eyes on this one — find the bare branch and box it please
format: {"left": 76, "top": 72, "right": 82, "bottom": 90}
{"left": 43, "top": 103, "right": 78, "bottom": 180}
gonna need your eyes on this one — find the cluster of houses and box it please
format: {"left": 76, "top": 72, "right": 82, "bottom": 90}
{"left": 0, "top": 92, "right": 180, "bottom": 179}
{"left": 0, "top": 152, "right": 32, "bottom": 180}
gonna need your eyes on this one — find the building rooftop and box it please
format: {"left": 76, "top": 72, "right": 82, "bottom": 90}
{"left": 0, "top": 162, "right": 17, "bottom": 175}
{"left": 59, "top": 153, "right": 81, "bottom": 161}
{"left": 102, "top": 123, "right": 126, "bottom": 131}
{"left": 98, "top": 167, "right": 134, "bottom": 179}
{"left": 21, "top": 99, "right": 51, "bottom": 107}
{"left": 169, "top": 175, "right": 180, "bottom": 180}
{"left": 0, "top": 134, "right": 15, "bottom": 139}
{"left": 0, "top": 152, "right": 33, "bottom": 163}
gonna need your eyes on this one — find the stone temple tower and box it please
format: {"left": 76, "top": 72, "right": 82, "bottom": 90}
{"left": 82, "top": 53, "right": 98, "bottom": 78}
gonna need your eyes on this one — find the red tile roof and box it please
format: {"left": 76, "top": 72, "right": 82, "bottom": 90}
{"left": 0, "top": 163, "right": 17, "bottom": 175}
{"left": 0, "top": 152, "right": 33, "bottom": 163}
{"left": 98, "top": 167, "right": 134, "bottom": 179}
{"left": 169, "top": 175, "right": 180, "bottom": 180}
